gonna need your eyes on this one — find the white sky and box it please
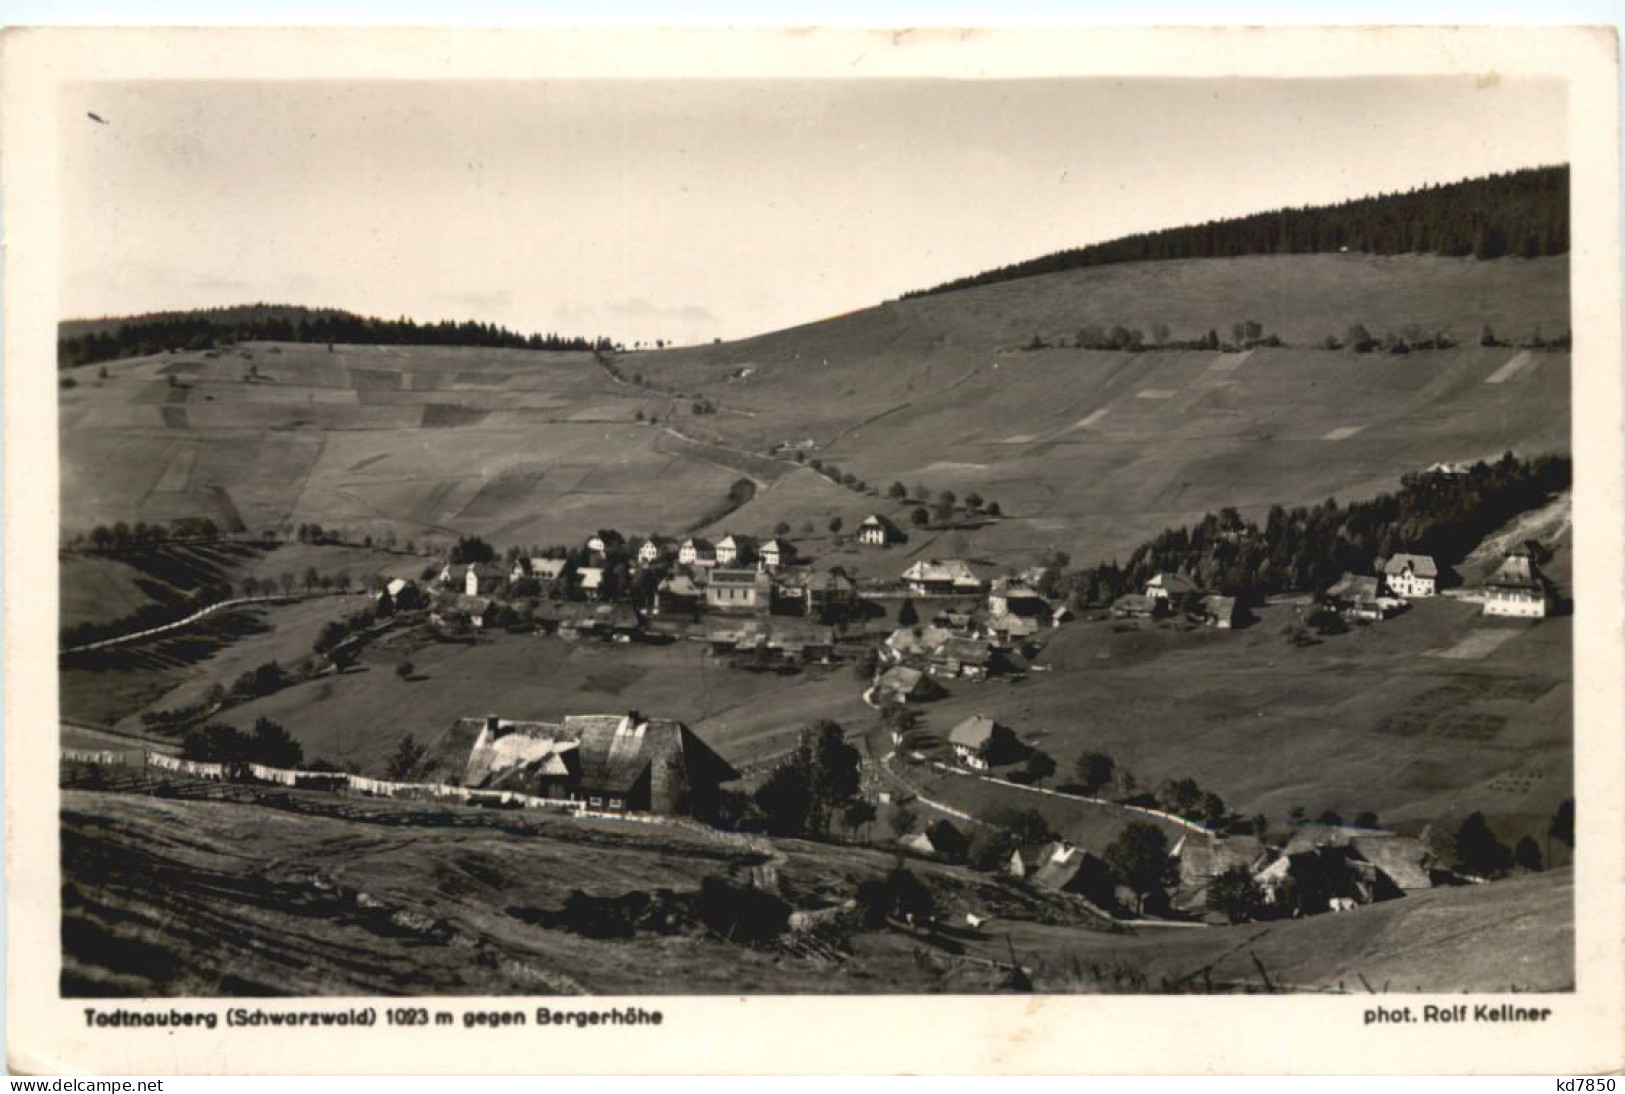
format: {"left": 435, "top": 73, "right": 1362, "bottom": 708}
{"left": 60, "top": 77, "right": 1567, "bottom": 344}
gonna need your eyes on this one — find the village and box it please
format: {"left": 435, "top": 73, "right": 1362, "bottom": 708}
{"left": 63, "top": 454, "right": 1568, "bottom": 936}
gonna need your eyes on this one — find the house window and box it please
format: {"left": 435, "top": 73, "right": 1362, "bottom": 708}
{"left": 589, "top": 797, "right": 602, "bottom": 807}
{"left": 609, "top": 798, "right": 623, "bottom": 809}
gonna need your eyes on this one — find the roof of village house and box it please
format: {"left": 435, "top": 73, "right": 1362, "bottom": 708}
{"left": 987, "top": 611, "right": 1041, "bottom": 637}
{"left": 861, "top": 513, "right": 902, "bottom": 532}
{"left": 454, "top": 594, "right": 493, "bottom": 614}
{"left": 1326, "top": 573, "right": 1381, "bottom": 602}
{"left": 1146, "top": 572, "right": 1198, "bottom": 594}
{"left": 711, "top": 568, "right": 770, "bottom": 588}
{"left": 886, "top": 624, "right": 954, "bottom": 657}
{"left": 682, "top": 536, "right": 716, "bottom": 552}
{"left": 1199, "top": 594, "right": 1238, "bottom": 618}
{"left": 527, "top": 557, "right": 568, "bottom": 579}
{"left": 578, "top": 566, "right": 605, "bottom": 589}
{"left": 574, "top": 715, "right": 739, "bottom": 794}
{"left": 947, "top": 714, "right": 998, "bottom": 750}
{"left": 990, "top": 577, "right": 1044, "bottom": 597}
{"left": 386, "top": 577, "right": 411, "bottom": 597}
{"left": 1383, "top": 553, "right": 1439, "bottom": 578}
{"left": 805, "top": 570, "right": 854, "bottom": 593}
{"left": 1486, "top": 553, "right": 1544, "bottom": 590}
{"left": 877, "top": 665, "right": 931, "bottom": 696}
{"left": 934, "top": 636, "right": 993, "bottom": 665}
{"left": 761, "top": 538, "right": 794, "bottom": 555}
{"left": 1350, "top": 836, "right": 1434, "bottom": 891}
{"left": 1281, "top": 823, "right": 1375, "bottom": 856}
{"left": 460, "top": 718, "right": 580, "bottom": 786}
{"left": 466, "top": 561, "right": 507, "bottom": 579}
{"left": 717, "top": 533, "right": 757, "bottom": 549}
{"left": 1112, "top": 593, "right": 1159, "bottom": 614}
{"left": 1174, "top": 834, "right": 1267, "bottom": 880}
{"left": 903, "top": 558, "right": 982, "bottom": 586}
{"left": 660, "top": 574, "right": 701, "bottom": 597}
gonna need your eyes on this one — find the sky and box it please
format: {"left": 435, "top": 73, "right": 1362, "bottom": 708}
{"left": 59, "top": 77, "right": 1567, "bottom": 344}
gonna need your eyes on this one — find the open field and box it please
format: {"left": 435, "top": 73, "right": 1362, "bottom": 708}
{"left": 217, "top": 628, "right": 874, "bottom": 775}
{"left": 60, "top": 540, "right": 424, "bottom": 634}
{"left": 59, "top": 341, "right": 732, "bottom": 548}
{"left": 60, "top": 594, "right": 375, "bottom": 728}
{"left": 900, "top": 596, "right": 1570, "bottom": 838}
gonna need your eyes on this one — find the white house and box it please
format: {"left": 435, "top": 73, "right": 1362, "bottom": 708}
{"left": 1482, "top": 551, "right": 1550, "bottom": 618}
{"left": 637, "top": 536, "right": 673, "bottom": 567}
{"left": 760, "top": 538, "right": 795, "bottom": 571}
{"left": 678, "top": 537, "right": 718, "bottom": 567}
{"left": 577, "top": 566, "right": 606, "bottom": 600}
{"left": 858, "top": 514, "right": 904, "bottom": 547}
{"left": 1383, "top": 553, "right": 1439, "bottom": 598}
{"left": 715, "top": 534, "right": 757, "bottom": 567}
{"left": 947, "top": 714, "right": 999, "bottom": 771}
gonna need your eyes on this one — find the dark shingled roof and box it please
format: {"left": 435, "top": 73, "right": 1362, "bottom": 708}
{"left": 574, "top": 716, "right": 740, "bottom": 795}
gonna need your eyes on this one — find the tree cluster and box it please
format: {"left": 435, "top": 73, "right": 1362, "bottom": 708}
{"left": 1048, "top": 451, "right": 1568, "bottom": 608}
{"left": 180, "top": 716, "right": 303, "bottom": 768}
{"left": 59, "top": 303, "right": 616, "bottom": 368}
{"left": 904, "top": 165, "right": 1569, "bottom": 299}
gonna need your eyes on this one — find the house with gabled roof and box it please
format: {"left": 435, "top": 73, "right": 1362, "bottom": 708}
{"left": 706, "top": 568, "right": 772, "bottom": 612}
{"left": 902, "top": 558, "right": 983, "bottom": 596}
{"left": 946, "top": 714, "right": 999, "bottom": 770}
{"left": 1482, "top": 549, "right": 1551, "bottom": 618}
{"left": 1383, "top": 553, "right": 1440, "bottom": 598}
{"left": 1144, "top": 572, "right": 1199, "bottom": 603}
{"left": 464, "top": 562, "right": 507, "bottom": 597}
{"left": 636, "top": 535, "right": 675, "bottom": 567}
{"left": 678, "top": 536, "right": 718, "bottom": 568}
{"left": 759, "top": 538, "right": 795, "bottom": 571}
{"left": 715, "top": 534, "right": 758, "bottom": 567}
{"left": 858, "top": 513, "right": 905, "bottom": 547}
{"left": 576, "top": 566, "right": 606, "bottom": 600}
{"left": 875, "top": 665, "right": 943, "bottom": 705}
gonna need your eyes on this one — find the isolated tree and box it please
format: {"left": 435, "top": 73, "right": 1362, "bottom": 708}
{"left": 964, "top": 492, "right": 984, "bottom": 511}
{"left": 774, "top": 521, "right": 791, "bottom": 536}
{"left": 1514, "top": 836, "right": 1544, "bottom": 873}
{"left": 843, "top": 799, "right": 877, "bottom": 841}
{"left": 828, "top": 516, "right": 843, "bottom": 535}
{"left": 911, "top": 506, "right": 931, "bottom": 527}
{"left": 1074, "top": 751, "right": 1115, "bottom": 796}
{"left": 302, "top": 566, "right": 320, "bottom": 592}
{"left": 1480, "top": 324, "right": 1499, "bottom": 347}
{"left": 897, "top": 599, "right": 919, "bottom": 626}
{"left": 1151, "top": 322, "right": 1171, "bottom": 346}
{"left": 986, "top": 501, "right": 1002, "bottom": 517}
{"left": 386, "top": 734, "right": 427, "bottom": 781}
{"left": 1104, "top": 822, "right": 1179, "bottom": 914}
{"left": 1549, "top": 798, "right": 1575, "bottom": 850}
{"left": 250, "top": 717, "right": 303, "bottom": 768}
{"left": 1353, "top": 811, "right": 1380, "bottom": 830}
{"left": 887, "top": 805, "right": 918, "bottom": 839}
{"left": 1455, "top": 811, "right": 1513, "bottom": 879}
{"left": 1023, "top": 750, "right": 1057, "bottom": 788}
{"left": 888, "top": 481, "right": 908, "bottom": 500}
{"left": 1316, "top": 810, "right": 1343, "bottom": 827}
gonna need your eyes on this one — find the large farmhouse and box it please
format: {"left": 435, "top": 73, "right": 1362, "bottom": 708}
{"left": 1383, "top": 553, "right": 1439, "bottom": 598}
{"left": 706, "top": 568, "right": 772, "bottom": 612}
{"left": 1482, "top": 550, "right": 1551, "bottom": 618}
{"left": 902, "top": 558, "right": 983, "bottom": 596}
{"left": 461, "top": 712, "right": 738, "bottom": 816}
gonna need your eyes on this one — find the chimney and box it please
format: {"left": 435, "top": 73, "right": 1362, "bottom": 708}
{"left": 626, "top": 709, "right": 641, "bottom": 726}
{"left": 486, "top": 714, "right": 501, "bottom": 737}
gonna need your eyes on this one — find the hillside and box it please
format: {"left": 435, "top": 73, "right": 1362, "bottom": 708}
{"left": 61, "top": 789, "right": 1571, "bottom": 996}
{"left": 58, "top": 255, "right": 1570, "bottom": 578}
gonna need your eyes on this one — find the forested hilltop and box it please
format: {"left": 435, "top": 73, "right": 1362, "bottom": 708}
{"left": 904, "top": 164, "right": 1569, "bottom": 300}
{"left": 58, "top": 303, "right": 617, "bottom": 368}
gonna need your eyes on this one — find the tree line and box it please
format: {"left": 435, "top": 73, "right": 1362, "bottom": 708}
{"left": 58, "top": 303, "right": 618, "bottom": 368}
{"left": 904, "top": 165, "right": 1569, "bottom": 299}
{"left": 1037, "top": 451, "right": 1569, "bottom": 608}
